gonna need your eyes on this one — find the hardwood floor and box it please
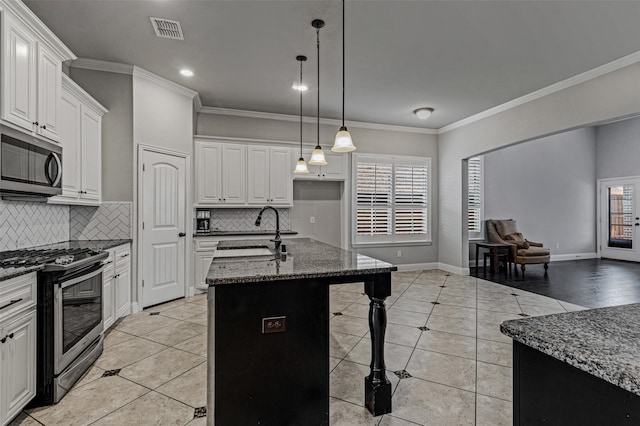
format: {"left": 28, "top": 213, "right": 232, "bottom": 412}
{"left": 471, "top": 258, "right": 640, "bottom": 309}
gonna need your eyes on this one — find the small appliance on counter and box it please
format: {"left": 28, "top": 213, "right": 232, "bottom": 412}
{"left": 196, "top": 209, "right": 211, "bottom": 233}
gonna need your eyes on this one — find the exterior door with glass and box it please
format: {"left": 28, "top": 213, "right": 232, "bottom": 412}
{"left": 600, "top": 178, "right": 640, "bottom": 262}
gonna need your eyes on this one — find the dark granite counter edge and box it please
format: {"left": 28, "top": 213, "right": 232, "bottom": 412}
{"left": 500, "top": 320, "right": 640, "bottom": 396}
{"left": 207, "top": 266, "right": 397, "bottom": 286}
{"left": 194, "top": 231, "right": 298, "bottom": 238}
{"left": 0, "top": 265, "right": 44, "bottom": 282}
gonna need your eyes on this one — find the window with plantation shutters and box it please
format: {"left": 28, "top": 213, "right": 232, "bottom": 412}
{"left": 468, "top": 156, "right": 483, "bottom": 239}
{"left": 353, "top": 154, "right": 431, "bottom": 244}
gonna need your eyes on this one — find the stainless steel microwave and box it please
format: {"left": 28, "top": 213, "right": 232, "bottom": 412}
{"left": 0, "top": 131, "right": 62, "bottom": 197}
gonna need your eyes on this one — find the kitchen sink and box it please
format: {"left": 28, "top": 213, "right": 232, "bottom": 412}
{"left": 214, "top": 247, "right": 274, "bottom": 258}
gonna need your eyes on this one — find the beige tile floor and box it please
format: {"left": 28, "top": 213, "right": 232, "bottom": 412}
{"left": 12, "top": 270, "right": 586, "bottom": 426}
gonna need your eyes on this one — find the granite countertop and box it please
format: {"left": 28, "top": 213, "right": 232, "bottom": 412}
{"left": 0, "top": 239, "right": 132, "bottom": 282}
{"left": 501, "top": 303, "right": 640, "bottom": 396}
{"left": 207, "top": 237, "right": 396, "bottom": 286}
{"left": 193, "top": 230, "right": 298, "bottom": 237}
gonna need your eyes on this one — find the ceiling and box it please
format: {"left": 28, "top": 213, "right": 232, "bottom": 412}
{"left": 23, "top": 0, "right": 640, "bottom": 130}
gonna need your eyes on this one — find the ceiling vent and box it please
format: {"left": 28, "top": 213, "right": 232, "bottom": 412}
{"left": 150, "top": 17, "right": 184, "bottom": 40}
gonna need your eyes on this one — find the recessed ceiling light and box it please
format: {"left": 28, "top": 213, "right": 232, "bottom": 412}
{"left": 180, "top": 69, "right": 194, "bottom": 77}
{"left": 292, "top": 83, "right": 308, "bottom": 92}
{"left": 414, "top": 107, "right": 434, "bottom": 120}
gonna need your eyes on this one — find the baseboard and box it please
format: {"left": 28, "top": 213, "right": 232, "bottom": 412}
{"left": 437, "top": 263, "right": 470, "bottom": 276}
{"left": 550, "top": 252, "right": 598, "bottom": 262}
{"left": 395, "top": 262, "right": 439, "bottom": 272}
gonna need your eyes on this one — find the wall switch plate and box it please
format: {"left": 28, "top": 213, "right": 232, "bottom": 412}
{"left": 262, "top": 316, "right": 286, "bottom": 334}
{"left": 397, "top": 250, "right": 402, "bottom": 257}
{"left": 310, "top": 216, "right": 315, "bottom": 224}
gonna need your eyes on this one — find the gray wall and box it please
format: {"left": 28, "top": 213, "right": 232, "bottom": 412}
{"left": 197, "top": 113, "right": 439, "bottom": 265}
{"left": 69, "top": 68, "right": 134, "bottom": 202}
{"left": 291, "top": 181, "right": 342, "bottom": 248}
{"left": 483, "top": 127, "right": 597, "bottom": 257}
{"left": 439, "top": 62, "right": 640, "bottom": 270}
{"left": 596, "top": 115, "right": 640, "bottom": 179}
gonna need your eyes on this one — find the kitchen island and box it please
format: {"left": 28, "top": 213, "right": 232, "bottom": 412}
{"left": 206, "top": 238, "right": 397, "bottom": 425}
{"left": 501, "top": 303, "right": 640, "bottom": 425}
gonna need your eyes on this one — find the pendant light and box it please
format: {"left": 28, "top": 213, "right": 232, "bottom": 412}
{"left": 309, "top": 19, "right": 327, "bottom": 166}
{"left": 332, "top": 0, "right": 356, "bottom": 152}
{"left": 294, "top": 55, "right": 310, "bottom": 174}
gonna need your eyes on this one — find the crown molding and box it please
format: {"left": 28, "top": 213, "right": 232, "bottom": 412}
{"left": 199, "top": 106, "right": 438, "bottom": 135}
{"left": 70, "top": 58, "right": 134, "bottom": 75}
{"left": 62, "top": 74, "right": 108, "bottom": 114}
{"left": 133, "top": 66, "right": 198, "bottom": 99}
{"left": 439, "top": 49, "right": 640, "bottom": 134}
{"left": 2, "top": 0, "right": 76, "bottom": 61}
{"left": 193, "top": 94, "right": 203, "bottom": 112}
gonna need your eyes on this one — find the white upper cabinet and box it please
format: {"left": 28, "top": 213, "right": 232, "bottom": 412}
{"left": 2, "top": 13, "right": 37, "bottom": 132}
{"left": 294, "top": 149, "right": 348, "bottom": 181}
{"left": 195, "top": 140, "right": 247, "bottom": 206}
{"left": 0, "top": 4, "right": 74, "bottom": 143}
{"left": 49, "top": 75, "right": 107, "bottom": 206}
{"left": 36, "top": 43, "right": 61, "bottom": 141}
{"left": 247, "top": 146, "right": 292, "bottom": 206}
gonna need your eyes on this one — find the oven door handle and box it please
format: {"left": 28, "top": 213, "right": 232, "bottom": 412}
{"left": 59, "top": 266, "right": 104, "bottom": 289}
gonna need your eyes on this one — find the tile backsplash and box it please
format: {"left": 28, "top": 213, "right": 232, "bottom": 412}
{"left": 0, "top": 200, "right": 69, "bottom": 251}
{"left": 70, "top": 202, "right": 132, "bottom": 240}
{"left": 206, "top": 208, "right": 291, "bottom": 232}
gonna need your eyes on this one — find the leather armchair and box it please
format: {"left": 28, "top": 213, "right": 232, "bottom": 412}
{"left": 486, "top": 219, "right": 550, "bottom": 274}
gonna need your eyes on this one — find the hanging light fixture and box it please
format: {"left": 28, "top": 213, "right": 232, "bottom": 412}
{"left": 309, "top": 19, "right": 327, "bottom": 166}
{"left": 294, "top": 55, "right": 310, "bottom": 174}
{"left": 332, "top": 0, "right": 356, "bottom": 152}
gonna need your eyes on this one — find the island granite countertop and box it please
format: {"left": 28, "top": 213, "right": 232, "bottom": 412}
{"left": 501, "top": 303, "right": 640, "bottom": 396}
{"left": 207, "top": 237, "right": 396, "bottom": 286}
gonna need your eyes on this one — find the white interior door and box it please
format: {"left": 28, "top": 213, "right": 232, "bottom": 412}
{"left": 600, "top": 178, "right": 640, "bottom": 262}
{"left": 142, "top": 149, "right": 187, "bottom": 307}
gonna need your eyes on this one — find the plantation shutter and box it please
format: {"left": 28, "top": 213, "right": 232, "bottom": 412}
{"left": 468, "top": 156, "right": 482, "bottom": 235}
{"left": 356, "top": 159, "right": 393, "bottom": 236}
{"left": 394, "top": 163, "right": 428, "bottom": 235}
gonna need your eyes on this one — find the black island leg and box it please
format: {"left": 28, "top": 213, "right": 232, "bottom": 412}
{"left": 364, "top": 273, "right": 392, "bottom": 416}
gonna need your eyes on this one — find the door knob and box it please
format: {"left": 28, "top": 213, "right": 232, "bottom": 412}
{"left": 635, "top": 223, "right": 639, "bottom": 226}
{"left": 178, "top": 232, "right": 186, "bottom": 237}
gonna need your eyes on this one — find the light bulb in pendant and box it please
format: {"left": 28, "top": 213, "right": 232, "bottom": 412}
{"left": 309, "top": 146, "right": 327, "bottom": 165}
{"left": 294, "top": 157, "right": 310, "bottom": 174}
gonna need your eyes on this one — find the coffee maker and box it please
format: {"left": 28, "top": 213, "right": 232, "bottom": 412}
{"left": 196, "top": 209, "right": 211, "bottom": 233}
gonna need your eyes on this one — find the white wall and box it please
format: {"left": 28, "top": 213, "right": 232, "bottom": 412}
{"left": 483, "top": 127, "right": 597, "bottom": 258}
{"left": 596, "top": 115, "right": 640, "bottom": 179}
{"left": 197, "top": 113, "right": 439, "bottom": 265}
{"left": 69, "top": 68, "right": 134, "bottom": 201}
{"left": 439, "top": 62, "right": 640, "bottom": 271}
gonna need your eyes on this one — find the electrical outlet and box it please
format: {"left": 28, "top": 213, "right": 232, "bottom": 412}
{"left": 310, "top": 216, "right": 315, "bottom": 224}
{"left": 555, "top": 243, "right": 560, "bottom": 249}
{"left": 397, "top": 250, "right": 402, "bottom": 257}
{"left": 262, "top": 316, "right": 286, "bottom": 334}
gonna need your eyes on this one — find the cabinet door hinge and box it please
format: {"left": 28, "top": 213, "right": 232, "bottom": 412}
{"left": 143, "top": 164, "right": 146, "bottom": 172}
{"left": 142, "top": 222, "right": 145, "bottom": 230}
{"left": 142, "top": 280, "right": 145, "bottom": 287}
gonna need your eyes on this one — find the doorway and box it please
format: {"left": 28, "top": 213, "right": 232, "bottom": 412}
{"left": 139, "top": 146, "right": 189, "bottom": 307}
{"left": 600, "top": 177, "right": 640, "bottom": 262}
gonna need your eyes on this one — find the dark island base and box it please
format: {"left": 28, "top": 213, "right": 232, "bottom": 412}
{"left": 514, "top": 341, "right": 640, "bottom": 425}
{"left": 210, "top": 273, "right": 392, "bottom": 425}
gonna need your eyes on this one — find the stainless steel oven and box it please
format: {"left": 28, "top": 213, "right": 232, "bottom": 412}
{"left": 0, "top": 130, "right": 62, "bottom": 197}
{"left": 54, "top": 263, "right": 104, "bottom": 376}
{"left": 30, "top": 249, "right": 109, "bottom": 406}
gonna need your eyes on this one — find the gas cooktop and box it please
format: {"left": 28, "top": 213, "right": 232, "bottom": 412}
{"left": 0, "top": 248, "right": 107, "bottom": 271}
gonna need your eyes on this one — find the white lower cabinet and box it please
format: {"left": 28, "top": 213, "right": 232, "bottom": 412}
{"left": 0, "top": 274, "right": 37, "bottom": 426}
{"left": 103, "top": 244, "right": 131, "bottom": 331}
{"left": 193, "top": 238, "right": 218, "bottom": 290}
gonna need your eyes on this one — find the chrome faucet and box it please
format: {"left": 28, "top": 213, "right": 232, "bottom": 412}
{"left": 255, "top": 206, "right": 281, "bottom": 253}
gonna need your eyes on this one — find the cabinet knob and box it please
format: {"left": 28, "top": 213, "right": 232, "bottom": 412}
{"left": 8, "top": 333, "right": 13, "bottom": 339}
{"left": 32, "top": 121, "right": 38, "bottom": 126}
{"left": 0, "top": 336, "right": 5, "bottom": 344}
{"left": 41, "top": 125, "right": 46, "bottom": 129}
